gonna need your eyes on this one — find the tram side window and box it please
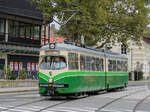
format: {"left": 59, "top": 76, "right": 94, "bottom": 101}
{"left": 95, "top": 58, "right": 100, "bottom": 71}
{"left": 96, "top": 58, "right": 104, "bottom": 71}
{"left": 117, "top": 61, "right": 121, "bottom": 72}
{"left": 91, "top": 57, "right": 96, "bottom": 71}
{"left": 80, "top": 55, "right": 85, "bottom": 71}
{"left": 121, "top": 61, "right": 124, "bottom": 72}
{"left": 108, "top": 60, "right": 113, "bottom": 72}
{"left": 100, "top": 58, "right": 104, "bottom": 71}
{"left": 124, "top": 61, "right": 128, "bottom": 72}
{"left": 85, "top": 56, "right": 91, "bottom": 71}
{"left": 122, "top": 61, "right": 128, "bottom": 72}
{"left": 68, "top": 53, "right": 79, "bottom": 70}
{"left": 112, "top": 60, "right": 117, "bottom": 72}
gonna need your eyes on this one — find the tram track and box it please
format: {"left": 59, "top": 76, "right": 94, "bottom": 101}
{"left": 0, "top": 95, "right": 85, "bottom": 112}
{"left": 133, "top": 94, "right": 150, "bottom": 112}
{"left": 35, "top": 99, "right": 72, "bottom": 112}
{"left": 95, "top": 88, "right": 146, "bottom": 112}
{"left": 1, "top": 98, "right": 46, "bottom": 111}
{"left": 1, "top": 87, "right": 148, "bottom": 112}
{"left": 33, "top": 88, "right": 146, "bottom": 112}
{"left": 35, "top": 95, "right": 90, "bottom": 112}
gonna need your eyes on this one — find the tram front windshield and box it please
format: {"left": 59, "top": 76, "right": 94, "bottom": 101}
{"left": 40, "top": 56, "right": 66, "bottom": 70}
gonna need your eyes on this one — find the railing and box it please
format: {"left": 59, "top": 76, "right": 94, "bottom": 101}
{"left": 8, "top": 36, "right": 41, "bottom": 47}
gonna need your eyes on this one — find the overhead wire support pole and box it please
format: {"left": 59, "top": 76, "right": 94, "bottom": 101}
{"left": 53, "top": 10, "right": 79, "bottom": 40}
{"left": 53, "top": 10, "right": 79, "bottom": 26}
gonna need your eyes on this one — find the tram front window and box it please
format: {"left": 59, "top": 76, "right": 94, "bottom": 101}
{"left": 40, "top": 56, "right": 66, "bottom": 70}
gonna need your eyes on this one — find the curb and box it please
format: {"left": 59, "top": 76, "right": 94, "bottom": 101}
{"left": 0, "top": 89, "right": 38, "bottom": 94}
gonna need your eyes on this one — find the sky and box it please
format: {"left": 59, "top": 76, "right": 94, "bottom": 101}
{"left": 51, "top": 16, "right": 60, "bottom": 30}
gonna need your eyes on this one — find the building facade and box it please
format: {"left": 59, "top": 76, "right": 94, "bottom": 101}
{"left": 0, "top": 0, "right": 50, "bottom": 79}
{"left": 111, "top": 36, "right": 150, "bottom": 79}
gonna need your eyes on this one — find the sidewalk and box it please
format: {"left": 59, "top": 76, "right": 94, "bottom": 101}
{"left": 0, "top": 87, "right": 38, "bottom": 94}
{"left": 0, "top": 80, "right": 149, "bottom": 94}
{"left": 128, "top": 80, "right": 150, "bottom": 86}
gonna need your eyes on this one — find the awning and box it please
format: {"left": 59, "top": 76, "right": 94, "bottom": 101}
{"left": 0, "top": 44, "right": 39, "bottom": 55}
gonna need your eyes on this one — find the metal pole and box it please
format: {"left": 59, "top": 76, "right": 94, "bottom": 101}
{"left": 48, "top": 24, "right": 50, "bottom": 43}
{"left": 131, "top": 48, "right": 134, "bottom": 81}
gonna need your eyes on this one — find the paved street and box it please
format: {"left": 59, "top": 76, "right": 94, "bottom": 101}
{"left": 0, "top": 82, "right": 150, "bottom": 112}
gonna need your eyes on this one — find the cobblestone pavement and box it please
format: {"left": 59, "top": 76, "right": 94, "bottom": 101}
{"left": 0, "top": 84, "right": 150, "bottom": 112}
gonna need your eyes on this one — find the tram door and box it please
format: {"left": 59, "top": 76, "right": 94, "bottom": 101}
{"left": 0, "top": 59, "right": 5, "bottom": 79}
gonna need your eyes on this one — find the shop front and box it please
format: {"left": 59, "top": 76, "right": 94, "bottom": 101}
{"left": 8, "top": 55, "right": 39, "bottom": 79}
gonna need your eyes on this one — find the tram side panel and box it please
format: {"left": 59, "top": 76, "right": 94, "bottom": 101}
{"left": 106, "top": 57, "right": 128, "bottom": 89}
{"left": 53, "top": 53, "right": 106, "bottom": 94}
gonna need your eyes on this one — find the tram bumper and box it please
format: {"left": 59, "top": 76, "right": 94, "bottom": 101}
{"left": 39, "top": 83, "right": 69, "bottom": 95}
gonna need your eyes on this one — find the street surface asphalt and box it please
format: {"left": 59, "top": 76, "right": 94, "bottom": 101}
{"left": 0, "top": 80, "right": 150, "bottom": 112}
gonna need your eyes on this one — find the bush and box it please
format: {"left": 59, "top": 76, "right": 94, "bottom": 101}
{"left": 18, "top": 69, "right": 27, "bottom": 80}
{"left": 134, "top": 70, "right": 143, "bottom": 80}
{"left": 9, "top": 73, "right": 17, "bottom": 80}
{"left": 3, "top": 66, "right": 16, "bottom": 80}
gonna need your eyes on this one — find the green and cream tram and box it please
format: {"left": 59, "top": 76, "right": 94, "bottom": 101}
{"left": 39, "top": 42, "right": 128, "bottom": 96}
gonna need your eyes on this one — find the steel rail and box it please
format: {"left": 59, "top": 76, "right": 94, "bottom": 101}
{"left": 95, "top": 88, "right": 146, "bottom": 112}
{"left": 133, "top": 94, "right": 150, "bottom": 112}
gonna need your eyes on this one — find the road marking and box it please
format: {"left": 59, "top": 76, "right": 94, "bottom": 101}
{"left": 42, "top": 110, "right": 55, "bottom": 112}
{"left": 126, "top": 100, "right": 137, "bottom": 103}
{"left": 0, "top": 106, "right": 7, "bottom": 109}
{"left": 15, "top": 94, "right": 40, "bottom": 98}
{"left": 17, "top": 107, "right": 40, "bottom": 111}
{"left": 52, "top": 107, "right": 95, "bottom": 112}
{"left": 2, "top": 99, "right": 16, "bottom": 101}
{"left": 101, "top": 109, "right": 122, "bottom": 112}
{"left": 31, "top": 106, "right": 44, "bottom": 109}
{"left": 136, "top": 110, "right": 149, "bottom": 112}
{"left": 1, "top": 111, "right": 11, "bottom": 112}
{"left": 8, "top": 108, "right": 32, "bottom": 112}
{"left": 46, "top": 108, "right": 77, "bottom": 112}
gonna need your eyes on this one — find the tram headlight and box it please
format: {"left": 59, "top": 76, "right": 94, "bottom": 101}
{"left": 48, "top": 78, "right": 53, "bottom": 83}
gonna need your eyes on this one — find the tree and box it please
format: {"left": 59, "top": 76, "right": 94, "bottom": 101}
{"left": 32, "top": 0, "right": 150, "bottom": 48}
{"left": 144, "top": 27, "right": 150, "bottom": 36}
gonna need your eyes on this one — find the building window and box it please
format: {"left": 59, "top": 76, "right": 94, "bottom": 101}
{"left": 20, "top": 23, "right": 26, "bottom": 38}
{"left": 26, "top": 24, "right": 31, "bottom": 38}
{"left": 121, "top": 44, "right": 127, "bottom": 54}
{"left": 34, "top": 25, "right": 40, "bottom": 40}
{"left": 8, "top": 20, "right": 41, "bottom": 41}
{"left": 0, "top": 18, "right": 5, "bottom": 35}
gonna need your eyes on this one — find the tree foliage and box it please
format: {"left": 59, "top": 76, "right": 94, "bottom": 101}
{"left": 32, "top": 0, "right": 150, "bottom": 48}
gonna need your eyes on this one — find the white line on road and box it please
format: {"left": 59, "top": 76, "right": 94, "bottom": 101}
{"left": 17, "top": 106, "right": 40, "bottom": 111}
{"left": 46, "top": 108, "right": 77, "bottom": 112}
{"left": 54, "top": 107, "right": 95, "bottom": 112}
{"left": 101, "top": 109, "right": 123, "bottom": 112}
{"left": 8, "top": 108, "right": 32, "bottom": 112}
{"left": 0, "top": 106, "right": 7, "bottom": 109}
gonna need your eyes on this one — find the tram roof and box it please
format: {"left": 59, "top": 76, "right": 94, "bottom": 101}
{"left": 40, "top": 43, "right": 127, "bottom": 59}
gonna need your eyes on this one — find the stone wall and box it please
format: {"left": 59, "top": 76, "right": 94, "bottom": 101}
{"left": 0, "top": 80, "right": 38, "bottom": 88}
